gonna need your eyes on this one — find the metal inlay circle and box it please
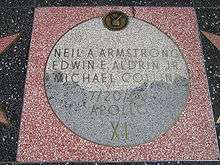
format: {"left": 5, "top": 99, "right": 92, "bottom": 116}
{"left": 103, "top": 11, "right": 129, "bottom": 31}
{"left": 44, "top": 17, "right": 189, "bottom": 147}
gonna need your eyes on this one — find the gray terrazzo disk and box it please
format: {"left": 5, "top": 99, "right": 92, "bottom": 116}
{"left": 44, "top": 17, "right": 189, "bottom": 146}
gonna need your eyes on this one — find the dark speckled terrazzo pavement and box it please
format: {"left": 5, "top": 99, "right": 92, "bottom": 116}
{"left": 0, "top": 0, "right": 219, "bottom": 164}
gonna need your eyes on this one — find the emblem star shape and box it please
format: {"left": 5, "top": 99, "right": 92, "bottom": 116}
{"left": 0, "top": 33, "right": 20, "bottom": 126}
{"left": 201, "top": 31, "right": 220, "bottom": 123}
{"left": 0, "top": 108, "right": 10, "bottom": 126}
{"left": 0, "top": 33, "right": 20, "bottom": 55}
{"left": 201, "top": 31, "right": 220, "bottom": 50}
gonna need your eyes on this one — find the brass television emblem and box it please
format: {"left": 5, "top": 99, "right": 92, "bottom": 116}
{"left": 103, "top": 11, "right": 128, "bottom": 31}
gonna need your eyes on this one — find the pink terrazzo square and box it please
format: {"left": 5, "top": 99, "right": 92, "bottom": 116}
{"left": 16, "top": 7, "right": 219, "bottom": 162}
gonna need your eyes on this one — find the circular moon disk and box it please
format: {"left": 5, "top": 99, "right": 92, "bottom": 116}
{"left": 44, "top": 17, "right": 189, "bottom": 147}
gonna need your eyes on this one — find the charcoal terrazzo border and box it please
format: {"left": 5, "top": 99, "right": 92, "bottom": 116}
{"left": 0, "top": 8, "right": 34, "bottom": 161}
{"left": 0, "top": 0, "right": 36, "bottom": 8}
{"left": 196, "top": 7, "right": 220, "bottom": 151}
{"left": 194, "top": 0, "right": 220, "bottom": 7}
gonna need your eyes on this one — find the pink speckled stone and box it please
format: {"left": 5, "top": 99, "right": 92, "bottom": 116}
{"left": 16, "top": 7, "right": 219, "bottom": 162}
